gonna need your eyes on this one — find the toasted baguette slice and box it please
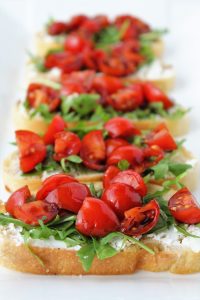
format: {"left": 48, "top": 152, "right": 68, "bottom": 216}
{"left": 13, "top": 101, "right": 189, "bottom": 136}
{"left": 2, "top": 148, "right": 198, "bottom": 195}
{"left": 35, "top": 31, "right": 164, "bottom": 57}
{"left": 1, "top": 223, "right": 200, "bottom": 275}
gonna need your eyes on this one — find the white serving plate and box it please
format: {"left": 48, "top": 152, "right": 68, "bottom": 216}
{"left": 0, "top": 0, "right": 200, "bottom": 299}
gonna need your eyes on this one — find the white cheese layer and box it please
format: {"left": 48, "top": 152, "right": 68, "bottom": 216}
{"left": 133, "top": 60, "right": 174, "bottom": 80}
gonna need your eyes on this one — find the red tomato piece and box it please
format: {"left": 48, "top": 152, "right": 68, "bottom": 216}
{"left": 47, "top": 21, "right": 68, "bottom": 35}
{"left": 111, "top": 170, "right": 147, "bottom": 197}
{"left": 105, "top": 138, "right": 129, "bottom": 157}
{"left": 14, "top": 201, "right": 58, "bottom": 226}
{"left": 67, "top": 15, "right": 89, "bottom": 30}
{"left": 107, "top": 83, "right": 144, "bottom": 112}
{"left": 45, "top": 52, "right": 83, "bottom": 73}
{"left": 27, "top": 83, "right": 61, "bottom": 112}
{"left": 53, "top": 131, "right": 81, "bottom": 161}
{"left": 36, "top": 174, "right": 78, "bottom": 200}
{"left": 143, "top": 82, "right": 174, "bottom": 110}
{"left": 5, "top": 186, "right": 31, "bottom": 216}
{"left": 43, "top": 115, "right": 66, "bottom": 145}
{"left": 80, "top": 130, "right": 106, "bottom": 170}
{"left": 103, "top": 166, "right": 120, "bottom": 189}
{"left": 102, "top": 183, "right": 142, "bottom": 219}
{"left": 143, "top": 145, "right": 164, "bottom": 168}
{"left": 168, "top": 188, "right": 200, "bottom": 224}
{"left": 121, "top": 199, "right": 160, "bottom": 236}
{"left": 64, "top": 33, "right": 92, "bottom": 53}
{"left": 146, "top": 128, "right": 177, "bottom": 151}
{"left": 107, "top": 145, "right": 144, "bottom": 168}
{"left": 15, "top": 130, "right": 46, "bottom": 173}
{"left": 92, "top": 75, "right": 123, "bottom": 95}
{"left": 76, "top": 197, "right": 119, "bottom": 237}
{"left": 104, "top": 117, "right": 140, "bottom": 138}
{"left": 45, "top": 182, "right": 90, "bottom": 213}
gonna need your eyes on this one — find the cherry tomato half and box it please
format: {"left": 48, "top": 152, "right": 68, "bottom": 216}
{"left": 47, "top": 21, "right": 68, "bottom": 35}
{"left": 5, "top": 186, "right": 31, "bottom": 216}
{"left": 102, "top": 182, "right": 142, "bottom": 219}
{"left": 80, "top": 130, "right": 106, "bottom": 170}
{"left": 121, "top": 199, "right": 160, "bottom": 236}
{"left": 27, "top": 83, "right": 61, "bottom": 112}
{"left": 76, "top": 197, "right": 119, "bottom": 237}
{"left": 36, "top": 174, "right": 78, "bottom": 200}
{"left": 15, "top": 130, "right": 46, "bottom": 173}
{"left": 43, "top": 115, "right": 66, "bottom": 145}
{"left": 45, "top": 52, "right": 83, "bottom": 73}
{"left": 105, "top": 138, "right": 129, "bottom": 157}
{"left": 168, "top": 187, "right": 200, "bottom": 224}
{"left": 103, "top": 166, "right": 120, "bottom": 189}
{"left": 45, "top": 182, "right": 90, "bottom": 213}
{"left": 92, "top": 75, "right": 123, "bottom": 95}
{"left": 143, "top": 82, "right": 174, "bottom": 110}
{"left": 53, "top": 131, "right": 81, "bottom": 161}
{"left": 146, "top": 128, "right": 177, "bottom": 151}
{"left": 104, "top": 117, "right": 140, "bottom": 138}
{"left": 14, "top": 201, "right": 58, "bottom": 226}
{"left": 111, "top": 170, "right": 147, "bottom": 197}
{"left": 64, "top": 33, "right": 92, "bottom": 53}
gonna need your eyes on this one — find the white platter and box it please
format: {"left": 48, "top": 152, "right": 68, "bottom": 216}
{"left": 0, "top": 0, "right": 200, "bottom": 299}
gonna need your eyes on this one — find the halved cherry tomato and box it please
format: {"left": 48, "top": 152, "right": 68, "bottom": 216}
{"left": 111, "top": 170, "right": 147, "bottom": 197}
{"left": 61, "top": 70, "right": 95, "bottom": 94}
{"left": 27, "top": 83, "right": 61, "bottom": 112}
{"left": 43, "top": 115, "right": 66, "bottom": 145}
{"left": 104, "top": 117, "right": 140, "bottom": 138}
{"left": 53, "top": 131, "right": 81, "bottom": 161}
{"left": 107, "top": 145, "right": 143, "bottom": 168}
{"left": 121, "top": 199, "right": 160, "bottom": 236}
{"left": 5, "top": 186, "right": 31, "bottom": 216}
{"left": 14, "top": 201, "right": 58, "bottom": 226}
{"left": 45, "top": 182, "right": 90, "bottom": 213}
{"left": 64, "top": 33, "right": 92, "bottom": 53}
{"left": 168, "top": 188, "right": 200, "bottom": 224}
{"left": 105, "top": 138, "right": 129, "bottom": 157}
{"left": 81, "top": 15, "right": 109, "bottom": 35}
{"left": 67, "top": 15, "right": 89, "bottom": 30}
{"left": 92, "top": 75, "right": 123, "bottom": 95}
{"left": 80, "top": 130, "right": 106, "bottom": 170}
{"left": 146, "top": 128, "right": 177, "bottom": 151}
{"left": 103, "top": 166, "right": 120, "bottom": 189}
{"left": 16, "top": 130, "right": 46, "bottom": 173}
{"left": 45, "top": 52, "right": 83, "bottom": 73}
{"left": 76, "top": 197, "right": 119, "bottom": 237}
{"left": 143, "top": 82, "right": 174, "bottom": 110}
{"left": 143, "top": 145, "right": 164, "bottom": 168}
{"left": 36, "top": 174, "right": 78, "bottom": 200}
{"left": 48, "top": 21, "right": 68, "bottom": 35}
{"left": 102, "top": 183, "right": 142, "bottom": 219}
{"left": 107, "top": 84, "right": 143, "bottom": 112}
{"left": 114, "top": 15, "right": 150, "bottom": 38}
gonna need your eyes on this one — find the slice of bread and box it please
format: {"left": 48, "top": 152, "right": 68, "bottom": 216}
{"left": 2, "top": 147, "right": 198, "bottom": 194}
{"left": 13, "top": 101, "right": 189, "bottom": 136}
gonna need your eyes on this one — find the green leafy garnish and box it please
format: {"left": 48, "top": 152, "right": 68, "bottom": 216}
{"left": 118, "top": 159, "right": 130, "bottom": 171}
{"left": 27, "top": 51, "right": 46, "bottom": 72}
{"left": 65, "top": 155, "right": 83, "bottom": 164}
{"left": 140, "top": 29, "right": 168, "bottom": 43}
{"left": 175, "top": 224, "right": 200, "bottom": 239}
{"left": 30, "top": 104, "right": 53, "bottom": 122}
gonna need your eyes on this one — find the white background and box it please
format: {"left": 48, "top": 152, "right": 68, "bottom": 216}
{"left": 0, "top": 0, "right": 200, "bottom": 299}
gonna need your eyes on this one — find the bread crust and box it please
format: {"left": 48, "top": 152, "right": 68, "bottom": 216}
{"left": 2, "top": 147, "right": 198, "bottom": 194}
{"left": 1, "top": 234, "right": 200, "bottom": 275}
{"left": 13, "top": 101, "right": 189, "bottom": 136}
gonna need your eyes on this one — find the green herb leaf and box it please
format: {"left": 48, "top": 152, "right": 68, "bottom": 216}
{"left": 168, "top": 162, "right": 191, "bottom": 177}
{"left": 117, "top": 159, "right": 130, "bottom": 171}
{"left": 175, "top": 224, "right": 200, "bottom": 238}
{"left": 66, "top": 155, "right": 83, "bottom": 164}
{"left": 27, "top": 51, "right": 46, "bottom": 72}
{"left": 77, "top": 243, "right": 96, "bottom": 272}
{"left": 93, "top": 238, "right": 117, "bottom": 260}
{"left": 140, "top": 29, "right": 168, "bottom": 42}
{"left": 30, "top": 104, "right": 53, "bottom": 122}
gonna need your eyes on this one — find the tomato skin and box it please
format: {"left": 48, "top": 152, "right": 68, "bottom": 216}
{"left": 45, "top": 182, "right": 91, "bottom": 213}
{"left": 5, "top": 186, "right": 31, "bottom": 216}
{"left": 80, "top": 130, "right": 106, "bottom": 171}
{"left": 27, "top": 83, "right": 60, "bottom": 112}
{"left": 104, "top": 117, "right": 140, "bottom": 138}
{"left": 105, "top": 138, "right": 129, "bottom": 157}
{"left": 76, "top": 197, "right": 119, "bottom": 237}
{"left": 107, "top": 145, "right": 144, "bottom": 168}
{"left": 111, "top": 170, "right": 147, "bottom": 197}
{"left": 67, "top": 15, "right": 89, "bottom": 30}
{"left": 64, "top": 33, "right": 92, "bottom": 53}
{"left": 146, "top": 128, "right": 177, "bottom": 151}
{"left": 107, "top": 84, "right": 144, "bottom": 112}
{"left": 15, "top": 130, "right": 46, "bottom": 173}
{"left": 102, "top": 183, "right": 142, "bottom": 219}
{"left": 36, "top": 174, "right": 78, "bottom": 200}
{"left": 121, "top": 199, "right": 160, "bottom": 236}
{"left": 92, "top": 75, "right": 123, "bottom": 95}
{"left": 143, "top": 82, "right": 174, "bottom": 110}
{"left": 43, "top": 115, "right": 66, "bottom": 145}
{"left": 143, "top": 145, "right": 164, "bottom": 168}
{"left": 103, "top": 166, "right": 120, "bottom": 189}
{"left": 45, "top": 52, "right": 83, "bottom": 73}
{"left": 168, "top": 188, "right": 200, "bottom": 224}
{"left": 14, "top": 201, "right": 58, "bottom": 226}
{"left": 53, "top": 131, "right": 81, "bottom": 161}
{"left": 48, "top": 21, "right": 68, "bottom": 35}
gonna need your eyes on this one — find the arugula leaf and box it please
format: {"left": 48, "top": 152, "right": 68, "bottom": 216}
{"left": 140, "top": 29, "right": 168, "bottom": 42}
{"left": 175, "top": 224, "right": 200, "bottom": 238}
{"left": 89, "top": 183, "right": 103, "bottom": 198}
{"left": 93, "top": 238, "right": 117, "bottom": 260}
{"left": 27, "top": 51, "right": 46, "bottom": 72}
{"left": 33, "top": 78, "right": 61, "bottom": 90}
{"left": 77, "top": 243, "right": 96, "bottom": 272}
{"left": 65, "top": 155, "right": 83, "bottom": 164}
{"left": 168, "top": 162, "right": 191, "bottom": 177}
{"left": 117, "top": 159, "right": 130, "bottom": 171}
{"left": 151, "top": 162, "right": 169, "bottom": 180}
{"left": 30, "top": 104, "right": 53, "bottom": 122}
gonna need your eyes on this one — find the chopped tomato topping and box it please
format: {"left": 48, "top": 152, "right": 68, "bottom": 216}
{"left": 5, "top": 186, "right": 31, "bottom": 216}
{"left": 43, "top": 115, "right": 66, "bottom": 145}
{"left": 104, "top": 117, "right": 140, "bottom": 138}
